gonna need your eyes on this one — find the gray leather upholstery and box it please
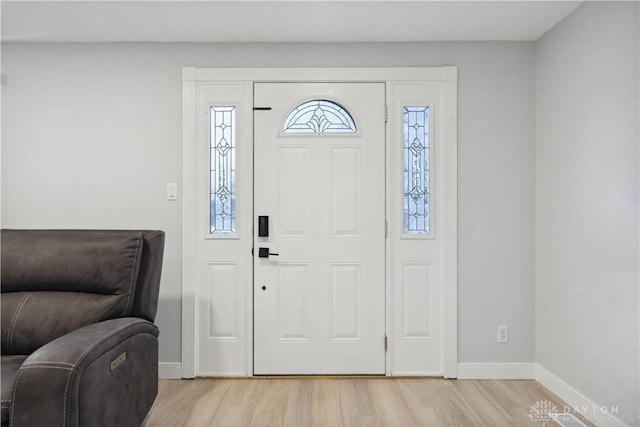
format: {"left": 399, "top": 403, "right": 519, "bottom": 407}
{"left": 0, "top": 230, "right": 165, "bottom": 427}
{"left": 0, "top": 355, "right": 27, "bottom": 424}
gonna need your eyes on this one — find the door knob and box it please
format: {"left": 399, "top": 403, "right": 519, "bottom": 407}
{"left": 258, "top": 247, "right": 279, "bottom": 258}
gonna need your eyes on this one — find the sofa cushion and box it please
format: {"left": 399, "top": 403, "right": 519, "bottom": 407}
{"left": 1, "top": 230, "right": 143, "bottom": 296}
{"left": 1, "top": 355, "right": 28, "bottom": 426}
{"left": 1, "top": 292, "right": 136, "bottom": 355}
{"left": 1, "top": 230, "right": 145, "bottom": 355}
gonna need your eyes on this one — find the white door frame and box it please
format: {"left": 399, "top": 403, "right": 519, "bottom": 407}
{"left": 181, "top": 67, "right": 458, "bottom": 378}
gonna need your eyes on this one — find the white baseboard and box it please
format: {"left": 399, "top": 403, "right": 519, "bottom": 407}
{"left": 535, "top": 364, "right": 629, "bottom": 427}
{"left": 158, "top": 362, "right": 182, "bottom": 379}
{"left": 456, "top": 362, "right": 535, "bottom": 379}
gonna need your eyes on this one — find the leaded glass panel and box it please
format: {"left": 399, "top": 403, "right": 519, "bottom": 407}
{"left": 210, "top": 106, "right": 236, "bottom": 234}
{"left": 403, "top": 106, "right": 430, "bottom": 234}
{"left": 283, "top": 100, "right": 357, "bottom": 134}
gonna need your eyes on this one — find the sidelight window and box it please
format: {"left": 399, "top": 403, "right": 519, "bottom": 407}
{"left": 403, "top": 106, "right": 430, "bottom": 234}
{"left": 210, "top": 106, "right": 236, "bottom": 234}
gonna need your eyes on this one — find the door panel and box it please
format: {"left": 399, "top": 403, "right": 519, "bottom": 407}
{"left": 253, "top": 82, "right": 386, "bottom": 374}
{"left": 195, "top": 82, "right": 253, "bottom": 376}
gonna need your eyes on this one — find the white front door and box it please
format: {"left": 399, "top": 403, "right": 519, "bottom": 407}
{"left": 253, "top": 82, "right": 386, "bottom": 375}
{"left": 184, "top": 68, "right": 458, "bottom": 379}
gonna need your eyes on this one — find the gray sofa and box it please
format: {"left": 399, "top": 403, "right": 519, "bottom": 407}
{"left": 1, "top": 229, "right": 165, "bottom": 427}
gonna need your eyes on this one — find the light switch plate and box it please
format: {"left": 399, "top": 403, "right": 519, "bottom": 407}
{"left": 167, "top": 183, "right": 178, "bottom": 201}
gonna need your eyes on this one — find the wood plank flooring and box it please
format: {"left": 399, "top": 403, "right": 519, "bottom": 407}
{"left": 144, "top": 378, "right": 593, "bottom": 427}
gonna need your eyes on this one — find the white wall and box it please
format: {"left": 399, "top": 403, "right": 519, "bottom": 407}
{"left": 535, "top": 1, "right": 639, "bottom": 423}
{"left": 1, "top": 41, "right": 536, "bottom": 366}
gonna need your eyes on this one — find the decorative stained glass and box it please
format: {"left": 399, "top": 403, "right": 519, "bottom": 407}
{"left": 403, "top": 106, "right": 430, "bottom": 234}
{"left": 210, "top": 106, "right": 236, "bottom": 234}
{"left": 283, "top": 100, "right": 357, "bottom": 134}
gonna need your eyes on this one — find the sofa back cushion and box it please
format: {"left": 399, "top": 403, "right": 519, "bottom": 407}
{"left": 1, "top": 230, "right": 144, "bottom": 354}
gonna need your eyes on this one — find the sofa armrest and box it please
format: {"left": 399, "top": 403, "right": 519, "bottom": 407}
{"left": 10, "top": 318, "right": 159, "bottom": 427}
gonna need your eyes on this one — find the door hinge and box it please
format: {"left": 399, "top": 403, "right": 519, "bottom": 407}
{"left": 384, "top": 105, "right": 388, "bottom": 123}
{"left": 384, "top": 336, "right": 388, "bottom": 351}
{"left": 385, "top": 220, "right": 388, "bottom": 238}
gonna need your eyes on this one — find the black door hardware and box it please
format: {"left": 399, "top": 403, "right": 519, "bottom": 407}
{"left": 258, "top": 247, "right": 279, "bottom": 258}
{"left": 258, "top": 216, "right": 269, "bottom": 237}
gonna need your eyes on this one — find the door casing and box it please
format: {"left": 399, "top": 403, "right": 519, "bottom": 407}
{"left": 181, "top": 67, "right": 458, "bottom": 378}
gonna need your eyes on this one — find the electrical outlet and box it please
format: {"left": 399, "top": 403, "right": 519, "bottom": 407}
{"left": 497, "top": 325, "right": 509, "bottom": 343}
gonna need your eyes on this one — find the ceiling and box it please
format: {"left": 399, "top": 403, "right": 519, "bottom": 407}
{"left": 1, "top": 1, "right": 583, "bottom": 43}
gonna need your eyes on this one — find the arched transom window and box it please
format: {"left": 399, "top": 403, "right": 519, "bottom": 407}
{"left": 282, "top": 100, "right": 357, "bottom": 134}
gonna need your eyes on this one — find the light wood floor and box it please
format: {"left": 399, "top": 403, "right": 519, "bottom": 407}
{"left": 145, "top": 378, "right": 593, "bottom": 427}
